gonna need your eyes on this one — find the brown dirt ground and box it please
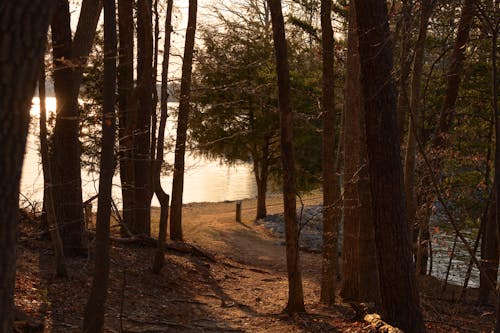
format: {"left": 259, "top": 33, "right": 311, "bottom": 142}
{"left": 14, "top": 192, "right": 497, "bottom": 332}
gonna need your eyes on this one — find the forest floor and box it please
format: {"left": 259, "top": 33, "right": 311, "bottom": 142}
{"left": 14, "top": 192, "right": 497, "bottom": 332}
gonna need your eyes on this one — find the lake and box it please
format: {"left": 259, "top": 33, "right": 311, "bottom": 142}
{"left": 20, "top": 98, "right": 257, "bottom": 208}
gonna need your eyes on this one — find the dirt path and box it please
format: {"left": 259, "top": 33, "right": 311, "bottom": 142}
{"left": 163, "top": 193, "right": 322, "bottom": 270}
{"left": 145, "top": 192, "right": 365, "bottom": 332}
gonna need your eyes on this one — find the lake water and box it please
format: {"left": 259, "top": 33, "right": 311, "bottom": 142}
{"left": 20, "top": 98, "right": 257, "bottom": 208}
{"left": 430, "top": 226, "right": 483, "bottom": 288}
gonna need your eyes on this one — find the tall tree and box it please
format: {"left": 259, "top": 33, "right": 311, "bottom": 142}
{"left": 320, "top": 0, "right": 340, "bottom": 306}
{"left": 396, "top": 0, "right": 414, "bottom": 138}
{"left": 416, "top": 0, "right": 476, "bottom": 273}
{"left": 152, "top": 0, "right": 174, "bottom": 273}
{"left": 489, "top": 0, "right": 499, "bottom": 330}
{"left": 480, "top": 193, "right": 497, "bottom": 304}
{"left": 50, "top": 0, "right": 103, "bottom": 256}
{"left": 39, "top": 60, "right": 68, "bottom": 278}
{"left": 0, "top": 1, "right": 55, "bottom": 330}
{"left": 133, "top": 0, "right": 154, "bottom": 235}
{"left": 403, "top": 0, "right": 435, "bottom": 274}
{"left": 354, "top": 0, "right": 425, "bottom": 331}
{"left": 170, "top": 0, "right": 198, "bottom": 241}
{"left": 82, "top": 0, "right": 117, "bottom": 329}
{"left": 189, "top": 1, "right": 277, "bottom": 221}
{"left": 267, "top": 0, "right": 305, "bottom": 314}
{"left": 117, "top": 0, "right": 136, "bottom": 233}
{"left": 340, "top": 1, "right": 380, "bottom": 305}
{"left": 435, "top": 0, "right": 476, "bottom": 139}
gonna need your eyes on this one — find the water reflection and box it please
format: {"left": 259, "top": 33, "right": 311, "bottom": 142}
{"left": 21, "top": 98, "right": 257, "bottom": 206}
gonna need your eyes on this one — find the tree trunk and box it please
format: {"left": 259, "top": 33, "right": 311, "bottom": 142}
{"left": 480, "top": 192, "right": 497, "bottom": 304}
{"left": 152, "top": 0, "right": 174, "bottom": 274}
{"left": 354, "top": 1, "right": 425, "bottom": 331}
{"left": 341, "top": 1, "right": 380, "bottom": 305}
{"left": 118, "top": 0, "right": 136, "bottom": 233}
{"left": 0, "top": 2, "right": 54, "bottom": 331}
{"left": 396, "top": 0, "right": 413, "bottom": 138}
{"left": 151, "top": 0, "right": 160, "bottom": 166}
{"left": 267, "top": 0, "right": 305, "bottom": 315}
{"left": 133, "top": 0, "right": 154, "bottom": 235}
{"left": 170, "top": 0, "right": 198, "bottom": 241}
{"left": 403, "top": 0, "right": 434, "bottom": 274}
{"left": 490, "top": 8, "right": 500, "bottom": 329}
{"left": 50, "top": 0, "right": 84, "bottom": 257}
{"left": 39, "top": 60, "right": 68, "bottom": 278}
{"left": 82, "top": 0, "right": 117, "bottom": 329}
{"left": 414, "top": 0, "right": 476, "bottom": 281}
{"left": 254, "top": 139, "right": 270, "bottom": 220}
{"left": 255, "top": 171, "right": 268, "bottom": 220}
{"left": 435, "top": 0, "right": 475, "bottom": 140}
{"left": 50, "top": 0, "right": 103, "bottom": 257}
{"left": 320, "top": 0, "right": 340, "bottom": 306}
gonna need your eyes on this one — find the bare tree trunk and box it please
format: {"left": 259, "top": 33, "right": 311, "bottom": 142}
{"left": 435, "top": 0, "right": 475, "bottom": 142}
{"left": 118, "top": 0, "right": 136, "bottom": 233}
{"left": 396, "top": 0, "right": 413, "bottom": 138}
{"left": 490, "top": 4, "right": 500, "bottom": 328}
{"left": 82, "top": 0, "right": 117, "bottom": 329}
{"left": 354, "top": 1, "right": 425, "bottom": 331}
{"left": 253, "top": 139, "right": 270, "bottom": 220}
{"left": 152, "top": 0, "right": 174, "bottom": 274}
{"left": 50, "top": 0, "right": 84, "bottom": 257}
{"left": 50, "top": 0, "right": 103, "bottom": 257}
{"left": 0, "top": 2, "right": 54, "bottom": 331}
{"left": 133, "top": 0, "right": 154, "bottom": 235}
{"left": 267, "top": 0, "right": 305, "bottom": 315}
{"left": 170, "top": 0, "right": 198, "bottom": 241}
{"left": 341, "top": 1, "right": 380, "bottom": 305}
{"left": 480, "top": 192, "right": 497, "bottom": 304}
{"left": 320, "top": 0, "right": 340, "bottom": 306}
{"left": 151, "top": 0, "right": 160, "bottom": 165}
{"left": 412, "top": 0, "right": 476, "bottom": 280}
{"left": 404, "top": 0, "right": 434, "bottom": 274}
{"left": 39, "top": 60, "right": 68, "bottom": 278}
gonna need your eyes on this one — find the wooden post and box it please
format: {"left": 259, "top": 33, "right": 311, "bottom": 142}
{"left": 236, "top": 200, "right": 242, "bottom": 223}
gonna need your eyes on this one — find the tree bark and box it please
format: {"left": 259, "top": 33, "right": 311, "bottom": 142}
{"left": 396, "top": 0, "right": 413, "bottom": 139}
{"left": 490, "top": 3, "right": 500, "bottom": 328}
{"left": 341, "top": 1, "right": 380, "bottom": 305}
{"left": 133, "top": 0, "right": 154, "bottom": 235}
{"left": 253, "top": 139, "right": 270, "bottom": 220}
{"left": 0, "top": 1, "right": 54, "bottom": 331}
{"left": 479, "top": 192, "right": 497, "bottom": 304}
{"left": 82, "top": 0, "right": 117, "bottom": 329}
{"left": 118, "top": 0, "right": 136, "bottom": 233}
{"left": 152, "top": 0, "right": 174, "bottom": 274}
{"left": 320, "top": 0, "right": 340, "bottom": 306}
{"left": 354, "top": 0, "right": 425, "bottom": 331}
{"left": 50, "top": 0, "right": 103, "bottom": 256}
{"left": 267, "top": 0, "right": 305, "bottom": 314}
{"left": 170, "top": 0, "right": 198, "bottom": 241}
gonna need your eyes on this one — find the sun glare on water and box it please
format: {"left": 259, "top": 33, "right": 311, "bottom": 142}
{"left": 30, "top": 97, "right": 57, "bottom": 117}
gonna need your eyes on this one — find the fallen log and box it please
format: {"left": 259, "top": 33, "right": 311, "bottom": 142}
{"left": 364, "top": 313, "right": 404, "bottom": 333}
